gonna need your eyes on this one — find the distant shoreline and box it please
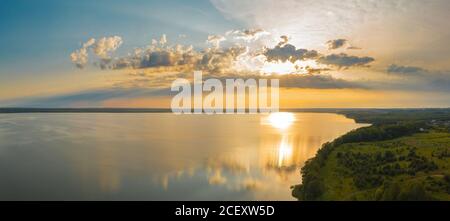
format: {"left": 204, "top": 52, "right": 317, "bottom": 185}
{"left": 0, "top": 107, "right": 448, "bottom": 114}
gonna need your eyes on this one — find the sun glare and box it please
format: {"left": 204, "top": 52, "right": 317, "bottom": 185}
{"left": 261, "top": 61, "right": 297, "bottom": 75}
{"left": 268, "top": 112, "right": 295, "bottom": 130}
{"left": 277, "top": 135, "right": 294, "bottom": 167}
{"left": 260, "top": 59, "right": 322, "bottom": 75}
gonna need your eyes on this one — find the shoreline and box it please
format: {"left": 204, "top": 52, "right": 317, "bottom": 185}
{"left": 291, "top": 109, "right": 450, "bottom": 201}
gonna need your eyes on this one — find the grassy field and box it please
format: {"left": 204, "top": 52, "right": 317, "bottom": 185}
{"left": 292, "top": 109, "right": 450, "bottom": 201}
{"left": 319, "top": 131, "right": 449, "bottom": 200}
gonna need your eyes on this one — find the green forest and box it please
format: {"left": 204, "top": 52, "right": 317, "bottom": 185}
{"left": 292, "top": 109, "right": 450, "bottom": 201}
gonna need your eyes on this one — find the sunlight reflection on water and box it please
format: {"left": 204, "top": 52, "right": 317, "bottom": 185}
{"left": 0, "top": 113, "right": 369, "bottom": 200}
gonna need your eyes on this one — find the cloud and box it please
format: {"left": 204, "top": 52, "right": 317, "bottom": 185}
{"left": 384, "top": 64, "right": 450, "bottom": 91}
{"left": 112, "top": 40, "right": 200, "bottom": 70}
{"left": 210, "top": 0, "right": 450, "bottom": 55}
{"left": 206, "top": 35, "right": 226, "bottom": 49}
{"left": 278, "top": 35, "right": 289, "bottom": 46}
{"left": 69, "top": 32, "right": 379, "bottom": 89}
{"left": 114, "top": 70, "right": 367, "bottom": 92}
{"left": 264, "top": 40, "right": 319, "bottom": 63}
{"left": 226, "top": 28, "right": 270, "bottom": 42}
{"left": 101, "top": 34, "right": 249, "bottom": 74}
{"left": 92, "top": 36, "right": 123, "bottom": 58}
{"left": 1, "top": 87, "right": 178, "bottom": 108}
{"left": 208, "top": 170, "right": 227, "bottom": 185}
{"left": 277, "top": 74, "right": 366, "bottom": 89}
{"left": 70, "top": 38, "right": 96, "bottom": 68}
{"left": 7, "top": 70, "right": 450, "bottom": 108}
{"left": 326, "top": 39, "right": 347, "bottom": 50}
{"left": 387, "top": 64, "right": 426, "bottom": 75}
{"left": 347, "top": 46, "right": 362, "bottom": 50}
{"left": 114, "top": 71, "right": 192, "bottom": 88}
{"left": 428, "top": 75, "right": 450, "bottom": 92}
{"left": 70, "top": 36, "right": 123, "bottom": 69}
{"left": 197, "top": 72, "right": 366, "bottom": 90}
{"left": 303, "top": 67, "right": 331, "bottom": 75}
{"left": 71, "top": 32, "right": 378, "bottom": 77}
{"left": 70, "top": 47, "right": 89, "bottom": 69}
{"left": 317, "top": 53, "right": 374, "bottom": 68}
{"left": 159, "top": 34, "right": 167, "bottom": 45}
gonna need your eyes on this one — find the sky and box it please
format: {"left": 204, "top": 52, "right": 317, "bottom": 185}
{"left": 0, "top": 0, "right": 449, "bottom": 108}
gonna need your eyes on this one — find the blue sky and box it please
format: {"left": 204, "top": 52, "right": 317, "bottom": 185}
{"left": 0, "top": 0, "right": 241, "bottom": 91}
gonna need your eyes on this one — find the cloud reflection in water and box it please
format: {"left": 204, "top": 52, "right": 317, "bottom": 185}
{"left": 0, "top": 113, "right": 368, "bottom": 200}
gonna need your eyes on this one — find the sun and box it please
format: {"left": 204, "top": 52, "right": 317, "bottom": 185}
{"left": 261, "top": 61, "right": 297, "bottom": 75}
{"left": 267, "top": 112, "right": 295, "bottom": 130}
{"left": 260, "top": 59, "right": 322, "bottom": 75}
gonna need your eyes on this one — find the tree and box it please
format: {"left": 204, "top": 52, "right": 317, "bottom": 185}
{"left": 397, "top": 183, "right": 429, "bottom": 201}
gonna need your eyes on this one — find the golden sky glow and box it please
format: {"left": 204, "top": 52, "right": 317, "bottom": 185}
{"left": 1, "top": 0, "right": 449, "bottom": 108}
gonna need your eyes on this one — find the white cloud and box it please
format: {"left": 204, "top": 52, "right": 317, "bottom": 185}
{"left": 226, "top": 29, "right": 270, "bottom": 42}
{"left": 206, "top": 35, "right": 226, "bottom": 49}
{"left": 92, "top": 36, "right": 123, "bottom": 58}
{"left": 70, "top": 38, "right": 96, "bottom": 68}
{"left": 210, "top": 0, "right": 450, "bottom": 69}
{"left": 70, "top": 36, "right": 123, "bottom": 69}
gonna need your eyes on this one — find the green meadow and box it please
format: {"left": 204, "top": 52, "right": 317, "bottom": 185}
{"left": 293, "top": 109, "right": 450, "bottom": 201}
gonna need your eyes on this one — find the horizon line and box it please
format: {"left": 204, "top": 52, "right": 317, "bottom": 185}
{"left": 1, "top": 107, "right": 449, "bottom": 114}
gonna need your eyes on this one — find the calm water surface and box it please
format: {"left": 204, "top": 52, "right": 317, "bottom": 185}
{"left": 0, "top": 113, "right": 369, "bottom": 200}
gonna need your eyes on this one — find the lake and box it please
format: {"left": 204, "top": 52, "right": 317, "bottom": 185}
{"left": 0, "top": 112, "right": 369, "bottom": 200}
